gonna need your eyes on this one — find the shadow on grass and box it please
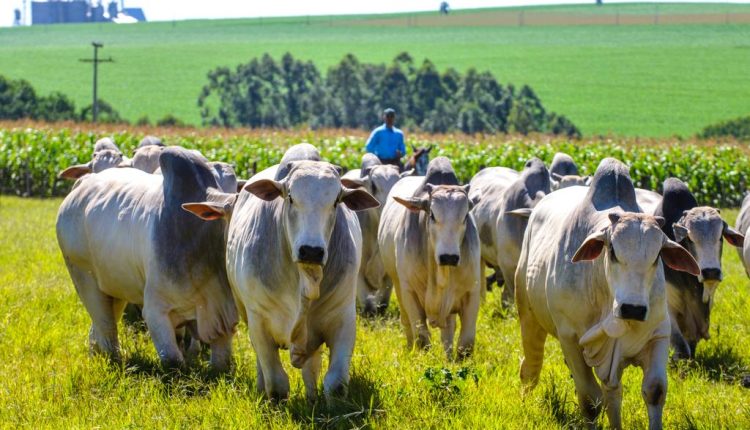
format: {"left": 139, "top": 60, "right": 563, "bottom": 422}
{"left": 541, "top": 378, "right": 592, "bottom": 429}
{"left": 283, "top": 367, "right": 385, "bottom": 429}
{"left": 677, "top": 341, "right": 750, "bottom": 385}
{"left": 121, "top": 350, "right": 252, "bottom": 397}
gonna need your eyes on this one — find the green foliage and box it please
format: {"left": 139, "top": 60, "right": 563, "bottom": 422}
{"left": 0, "top": 75, "right": 77, "bottom": 122}
{"left": 79, "top": 99, "right": 126, "bottom": 124}
{"left": 198, "top": 52, "right": 580, "bottom": 137}
{"left": 2, "top": 127, "right": 749, "bottom": 206}
{"left": 156, "top": 114, "right": 187, "bottom": 128}
{"left": 699, "top": 116, "right": 750, "bottom": 141}
{"left": 420, "top": 366, "right": 479, "bottom": 397}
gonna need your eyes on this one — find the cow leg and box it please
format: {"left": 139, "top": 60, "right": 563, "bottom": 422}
{"left": 375, "top": 279, "right": 393, "bottom": 315}
{"left": 392, "top": 279, "right": 414, "bottom": 347}
{"left": 323, "top": 312, "right": 355, "bottom": 400}
{"left": 457, "top": 289, "right": 480, "bottom": 360}
{"left": 559, "top": 336, "right": 602, "bottom": 426}
{"left": 209, "top": 332, "right": 233, "bottom": 373}
{"left": 401, "top": 287, "right": 430, "bottom": 350}
{"left": 67, "top": 264, "right": 121, "bottom": 362}
{"left": 142, "top": 301, "right": 184, "bottom": 369}
{"left": 668, "top": 310, "right": 691, "bottom": 360}
{"left": 356, "top": 272, "right": 377, "bottom": 317}
{"left": 517, "top": 285, "right": 546, "bottom": 388}
{"left": 440, "top": 314, "right": 456, "bottom": 359}
{"left": 302, "top": 347, "right": 322, "bottom": 402}
{"left": 641, "top": 338, "right": 669, "bottom": 430}
{"left": 255, "top": 357, "right": 265, "bottom": 395}
{"left": 248, "top": 320, "right": 288, "bottom": 401}
{"left": 602, "top": 367, "right": 625, "bottom": 430}
{"left": 499, "top": 265, "right": 516, "bottom": 307}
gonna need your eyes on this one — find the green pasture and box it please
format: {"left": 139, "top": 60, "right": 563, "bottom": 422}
{"left": 0, "top": 196, "right": 748, "bottom": 428}
{"left": 1, "top": 3, "right": 749, "bottom": 137}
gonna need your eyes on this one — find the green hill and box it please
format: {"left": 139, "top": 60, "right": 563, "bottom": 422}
{"left": 1, "top": 3, "right": 749, "bottom": 137}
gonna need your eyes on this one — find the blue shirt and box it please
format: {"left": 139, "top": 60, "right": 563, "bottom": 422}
{"left": 365, "top": 124, "right": 405, "bottom": 160}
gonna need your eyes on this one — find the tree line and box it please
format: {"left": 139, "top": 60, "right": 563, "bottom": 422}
{"left": 198, "top": 52, "right": 581, "bottom": 137}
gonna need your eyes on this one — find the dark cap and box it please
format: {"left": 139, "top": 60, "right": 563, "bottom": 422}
{"left": 383, "top": 108, "right": 396, "bottom": 116}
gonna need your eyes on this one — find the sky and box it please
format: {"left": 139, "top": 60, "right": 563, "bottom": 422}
{"left": 3, "top": 0, "right": 749, "bottom": 27}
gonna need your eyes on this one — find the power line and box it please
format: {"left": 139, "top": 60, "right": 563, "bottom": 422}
{"left": 79, "top": 42, "right": 114, "bottom": 123}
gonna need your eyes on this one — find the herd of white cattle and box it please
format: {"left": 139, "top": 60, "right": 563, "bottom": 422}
{"left": 54, "top": 136, "right": 750, "bottom": 429}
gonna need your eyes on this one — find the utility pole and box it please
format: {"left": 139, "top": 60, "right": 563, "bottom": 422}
{"left": 79, "top": 42, "right": 113, "bottom": 123}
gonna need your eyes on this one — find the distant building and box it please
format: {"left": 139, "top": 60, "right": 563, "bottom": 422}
{"left": 30, "top": 0, "right": 146, "bottom": 25}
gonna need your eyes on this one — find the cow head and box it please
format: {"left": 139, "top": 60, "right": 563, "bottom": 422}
{"left": 58, "top": 148, "right": 125, "bottom": 179}
{"left": 573, "top": 212, "right": 699, "bottom": 322}
{"left": 246, "top": 161, "right": 378, "bottom": 299}
{"left": 394, "top": 184, "right": 471, "bottom": 268}
{"left": 341, "top": 164, "right": 400, "bottom": 212}
{"left": 120, "top": 144, "right": 164, "bottom": 173}
{"left": 550, "top": 172, "right": 592, "bottom": 191}
{"left": 672, "top": 207, "right": 744, "bottom": 303}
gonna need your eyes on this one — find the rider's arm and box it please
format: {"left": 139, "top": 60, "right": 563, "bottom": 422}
{"left": 365, "top": 129, "right": 379, "bottom": 154}
{"left": 397, "top": 132, "right": 406, "bottom": 158}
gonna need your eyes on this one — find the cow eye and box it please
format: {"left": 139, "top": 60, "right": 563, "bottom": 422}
{"left": 288, "top": 195, "right": 294, "bottom": 204}
{"left": 429, "top": 211, "right": 436, "bottom": 222}
{"left": 609, "top": 244, "right": 618, "bottom": 262}
{"left": 371, "top": 184, "right": 378, "bottom": 194}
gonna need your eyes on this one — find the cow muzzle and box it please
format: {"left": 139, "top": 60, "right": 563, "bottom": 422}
{"left": 298, "top": 245, "right": 325, "bottom": 265}
{"left": 700, "top": 268, "right": 722, "bottom": 282}
{"left": 616, "top": 303, "right": 648, "bottom": 321}
{"left": 438, "top": 254, "right": 460, "bottom": 266}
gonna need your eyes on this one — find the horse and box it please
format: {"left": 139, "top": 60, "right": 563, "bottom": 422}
{"left": 404, "top": 144, "right": 434, "bottom": 176}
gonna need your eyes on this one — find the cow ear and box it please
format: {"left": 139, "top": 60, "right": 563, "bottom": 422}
{"left": 235, "top": 180, "right": 246, "bottom": 193}
{"left": 722, "top": 222, "right": 745, "bottom": 247}
{"left": 341, "top": 177, "right": 367, "bottom": 189}
{"left": 654, "top": 216, "right": 666, "bottom": 228}
{"left": 507, "top": 208, "right": 533, "bottom": 219}
{"left": 244, "top": 179, "right": 284, "bottom": 201}
{"left": 340, "top": 187, "right": 379, "bottom": 211}
{"left": 393, "top": 196, "right": 429, "bottom": 213}
{"left": 117, "top": 158, "right": 133, "bottom": 168}
{"left": 584, "top": 176, "right": 592, "bottom": 186}
{"left": 59, "top": 163, "right": 92, "bottom": 179}
{"left": 672, "top": 223, "right": 688, "bottom": 243}
{"left": 427, "top": 144, "right": 435, "bottom": 153}
{"left": 660, "top": 239, "right": 700, "bottom": 276}
{"left": 400, "top": 169, "right": 415, "bottom": 178}
{"left": 182, "top": 202, "right": 228, "bottom": 221}
{"left": 551, "top": 172, "right": 564, "bottom": 181}
{"left": 572, "top": 231, "right": 607, "bottom": 262}
{"left": 461, "top": 184, "right": 471, "bottom": 195}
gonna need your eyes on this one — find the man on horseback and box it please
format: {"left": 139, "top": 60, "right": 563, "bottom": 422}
{"left": 365, "top": 108, "right": 406, "bottom": 170}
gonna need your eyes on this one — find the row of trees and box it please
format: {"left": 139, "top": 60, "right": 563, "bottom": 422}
{"left": 198, "top": 52, "right": 580, "bottom": 137}
{"left": 0, "top": 75, "right": 125, "bottom": 123}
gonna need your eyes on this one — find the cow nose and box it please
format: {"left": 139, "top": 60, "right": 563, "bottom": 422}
{"left": 438, "top": 254, "right": 460, "bottom": 266}
{"left": 701, "top": 268, "right": 722, "bottom": 281}
{"left": 619, "top": 303, "right": 648, "bottom": 321}
{"left": 298, "top": 245, "right": 325, "bottom": 265}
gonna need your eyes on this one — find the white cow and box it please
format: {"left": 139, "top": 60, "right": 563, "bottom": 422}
{"left": 59, "top": 137, "right": 127, "bottom": 179}
{"left": 341, "top": 154, "right": 402, "bottom": 315}
{"left": 56, "top": 147, "right": 238, "bottom": 370}
{"left": 468, "top": 166, "right": 518, "bottom": 290}
{"left": 736, "top": 193, "right": 750, "bottom": 276}
{"left": 188, "top": 150, "right": 378, "bottom": 401}
{"left": 472, "top": 158, "right": 551, "bottom": 304}
{"left": 549, "top": 152, "right": 590, "bottom": 190}
{"left": 515, "top": 158, "right": 699, "bottom": 430}
{"left": 379, "top": 157, "right": 481, "bottom": 359}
